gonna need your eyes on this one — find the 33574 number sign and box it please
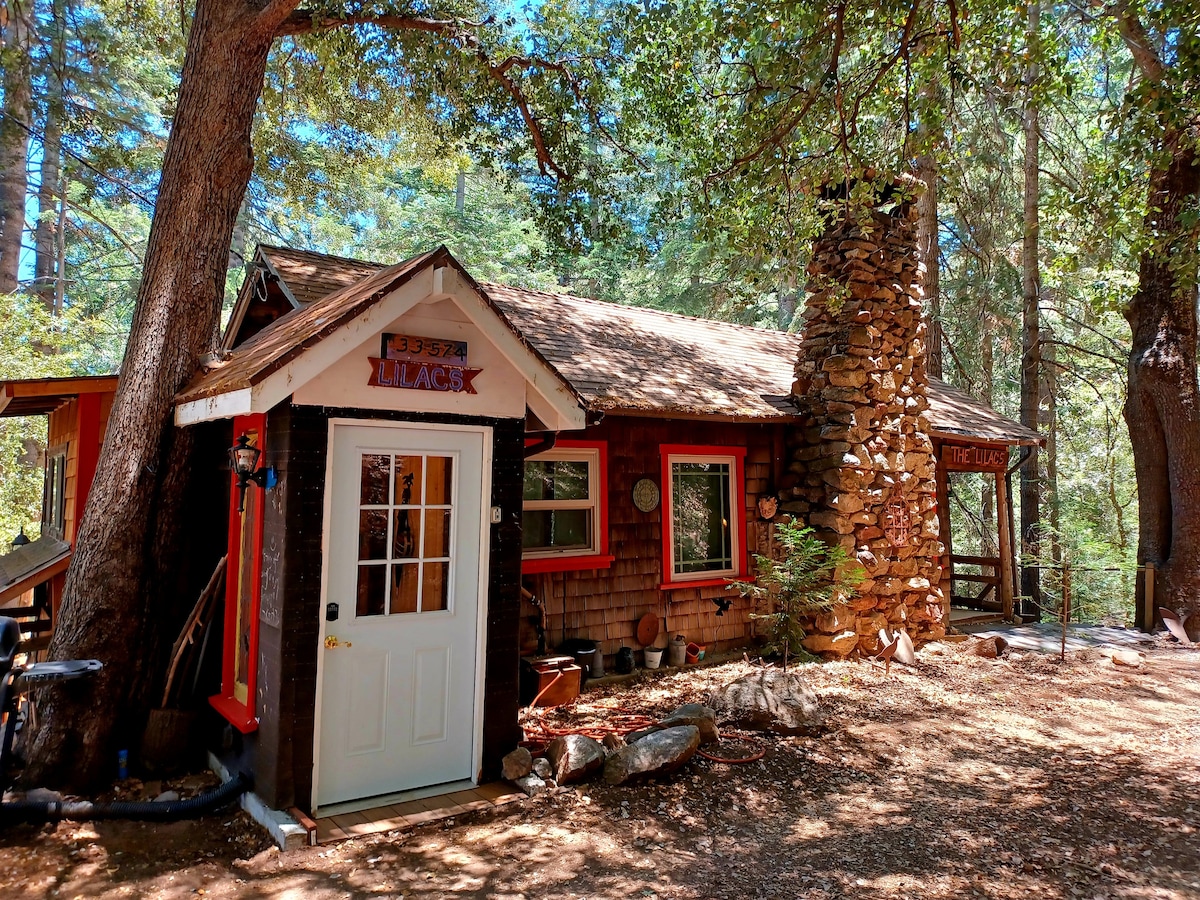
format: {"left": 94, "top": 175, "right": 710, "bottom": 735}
{"left": 382, "top": 332, "right": 467, "bottom": 362}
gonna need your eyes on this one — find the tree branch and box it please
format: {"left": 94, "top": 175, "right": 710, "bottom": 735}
{"left": 1109, "top": 0, "right": 1166, "bottom": 82}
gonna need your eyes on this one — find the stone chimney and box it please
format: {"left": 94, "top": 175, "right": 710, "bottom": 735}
{"left": 785, "top": 179, "right": 946, "bottom": 656}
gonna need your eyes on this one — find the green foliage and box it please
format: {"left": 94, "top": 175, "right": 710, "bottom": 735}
{"left": 731, "top": 521, "right": 864, "bottom": 666}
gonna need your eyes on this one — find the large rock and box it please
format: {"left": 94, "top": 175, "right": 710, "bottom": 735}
{"left": 708, "top": 668, "right": 824, "bottom": 735}
{"left": 546, "top": 734, "right": 606, "bottom": 785}
{"left": 602, "top": 726, "right": 701, "bottom": 785}
{"left": 659, "top": 703, "right": 720, "bottom": 745}
{"left": 501, "top": 747, "right": 533, "bottom": 781}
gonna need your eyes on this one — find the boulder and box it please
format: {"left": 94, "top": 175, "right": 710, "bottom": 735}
{"left": 546, "top": 734, "right": 606, "bottom": 785}
{"left": 624, "top": 725, "right": 663, "bottom": 744}
{"left": 602, "top": 726, "right": 701, "bottom": 785}
{"left": 501, "top": 747, "right": 533, "bottom": 781}
{"left": 971, "top": 636, "right": 1008, "bottom": 659}
{"left": 708, "top": 668, "right": 824, "bottom": 735}
{"left": 659, "top": 703, "right": 720, "bottom": 745}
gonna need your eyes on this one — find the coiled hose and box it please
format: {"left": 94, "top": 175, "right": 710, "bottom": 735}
{"left": 0, "top": 770, "right": 251, "bottom": 826}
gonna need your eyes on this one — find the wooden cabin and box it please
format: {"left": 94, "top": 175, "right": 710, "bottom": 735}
{"left": 0, "top": 375, "right": 118, "bottom": 645}
{"left": 174, "top": 244, "right": 1040, "bottom": 817}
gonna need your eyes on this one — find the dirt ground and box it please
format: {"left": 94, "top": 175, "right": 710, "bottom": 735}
{"left": 3, "top": 635, "right": 1199, "bottom": 900}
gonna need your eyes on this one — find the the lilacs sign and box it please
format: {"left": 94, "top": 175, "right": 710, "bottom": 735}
{"left": 368, "top": 332, "right": 482, "bottom": 394}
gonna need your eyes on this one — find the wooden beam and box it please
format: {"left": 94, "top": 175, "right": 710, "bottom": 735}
{"left": 995, "top": 471, "right": 1015, "bottom": 621}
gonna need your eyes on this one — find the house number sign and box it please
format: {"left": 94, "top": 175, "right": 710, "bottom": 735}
{"left": 369, "top": 331, "right": 482, "bottom": 394}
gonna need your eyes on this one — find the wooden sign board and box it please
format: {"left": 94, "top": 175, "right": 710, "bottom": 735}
{"left": 368, "top": 358, "right": 481, "bottom": 394}
{"left": 941, "top": 444, "right": 1008, "bottom": 472}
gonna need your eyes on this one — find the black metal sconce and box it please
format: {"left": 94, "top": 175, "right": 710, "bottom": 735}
{"left": 228, "top": 433, "right": 275, "bottom": 512}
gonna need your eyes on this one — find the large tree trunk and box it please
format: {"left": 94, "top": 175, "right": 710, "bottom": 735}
{"left": 1125, "top": 132, "right": 1200, "bottom": 626}
{"left": 0, "top": 0, "right": 35, "bottom": 294}
{"left": 25, "top": 0, "right": 297, "bottom": 790}
{"left": 1018, "top": 0, "right": 1042, "bottom": 615}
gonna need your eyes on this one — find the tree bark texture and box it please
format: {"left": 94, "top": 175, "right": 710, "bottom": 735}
{"left": 1018, "top": 0, "right": 1042, "bottom": 613}
{"left": 25, "top": 0, "right": 299, "bottom": 790}
{"left": 0, "top": 0, "right": 34, "bottom": 294}
{"left": 1124, "top": 131, "right": 1200, "bottom": 623}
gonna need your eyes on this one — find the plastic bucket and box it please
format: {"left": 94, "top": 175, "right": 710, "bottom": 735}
{"left": 644, "top": 646, "right": 664, "bottom": 669}
{"left": 685, "top": 641, "right": 705, "bottom": 664}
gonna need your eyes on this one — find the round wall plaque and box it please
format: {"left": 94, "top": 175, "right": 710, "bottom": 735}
{"left": 632, "top": 477, "right": 660, "bottom": 513}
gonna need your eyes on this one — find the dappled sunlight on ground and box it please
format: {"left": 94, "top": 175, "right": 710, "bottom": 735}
{"left": 3, "top": 636, "right": 1199, "bottom": 899}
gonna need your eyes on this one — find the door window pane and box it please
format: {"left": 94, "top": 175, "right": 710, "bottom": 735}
{"left": 358, "top": 509, "right": 388, "bottom": 560}
{"left": 424, "top": 509, "right": 452, "bottom": 558}
{"left": 390, "top": 564, "right": 419, "bottom": 614}
{"left": 392, "top": 510, "right": 420, "bottom": 559}
{"left": 395, "top": 455, "right": 423, "bottom": 506}
{"left": 426, "top": 456, "right": 453, "bottom": 505}
{"left": 360, "top": 455, "right": 391, "bottom": 505}
{"left": 356, "top": 564, "right": 386, "bottom": 617}
{"left": 422, "top": 562, "right": 450, "bottom": 611}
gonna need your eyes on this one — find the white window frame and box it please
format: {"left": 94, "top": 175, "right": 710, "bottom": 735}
{"left": 522, "top": 446, "right": 603, "bottom": 560}
{"left": 665, "top": 452, "right": 741, "bottom": 582}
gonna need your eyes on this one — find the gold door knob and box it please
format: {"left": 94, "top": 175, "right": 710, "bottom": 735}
{"left": 324, "top": 635, "right": 352, "bottom": 649}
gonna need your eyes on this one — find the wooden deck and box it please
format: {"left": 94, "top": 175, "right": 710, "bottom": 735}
{"left": 949, "top": 606, "right": 1007, "bottom": 626}
{"left": 314, "top": 781, "right": 524, "bottom": 844}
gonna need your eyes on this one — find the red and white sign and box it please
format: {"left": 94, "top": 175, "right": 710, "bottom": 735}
{"left": 368, "top": 357, "right": 482, "bottom": 394}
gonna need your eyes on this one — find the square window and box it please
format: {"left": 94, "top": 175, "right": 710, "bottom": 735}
{"left": 522, "top": 444, "right": 606, "bottom": 562}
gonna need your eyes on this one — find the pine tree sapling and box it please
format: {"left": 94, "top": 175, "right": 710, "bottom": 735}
{"left": 731, "top": 520, "right": 864, "bottom": 667}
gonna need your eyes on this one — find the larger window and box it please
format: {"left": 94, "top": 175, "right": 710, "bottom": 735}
{"left": 522, "top": 442, "right": 611, "bottom": 573}
{"left": 661, "top": 445, "right": 747, "bottom": 587}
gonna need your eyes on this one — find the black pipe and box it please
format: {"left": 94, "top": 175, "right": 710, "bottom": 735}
{"left": 0, "top": 771, "right": 251, "bottom": 826}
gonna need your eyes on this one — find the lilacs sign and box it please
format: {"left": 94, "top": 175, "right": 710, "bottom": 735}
{"left": 368, "top": 332, "right": 482, "bottom": 394}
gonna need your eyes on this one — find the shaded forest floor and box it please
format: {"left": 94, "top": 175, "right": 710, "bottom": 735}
{"left": 3, "top": 635, "right": 1199, "bottom": 899}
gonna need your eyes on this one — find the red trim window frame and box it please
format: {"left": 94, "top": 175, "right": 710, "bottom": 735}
{"left": 521, "top": 440, "right": 613, "bottom": 574}
{"left": 210, "top": 413, "right": 266, "bottom": 733}
{"left": 659, "top": 444, "right": 748, "bottom": 591}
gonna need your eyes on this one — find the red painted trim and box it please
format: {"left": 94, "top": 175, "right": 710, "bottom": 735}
{"left": 208, "top": 693, "right": 259, "bottom": 735}
{"left": 71, "top": 393, "right": 103, "bottom": 545}
{"left": 522, "top": 439, "right": 609, "bottom": 561}
{"left": 523, "top": 554, "right": 615, "bottom": 574}
{"left": 660, "top": 444, "right": 749, "bottom": 585}
{"left": 658, "top": 577, "right": 739, "bottom": 592}
{"left": 210, "top": 413, "right": 266, "bottom": 733}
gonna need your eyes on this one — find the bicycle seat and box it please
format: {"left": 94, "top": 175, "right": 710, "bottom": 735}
{"left": 13, "top": 659, "right": 102, "bottom": 688}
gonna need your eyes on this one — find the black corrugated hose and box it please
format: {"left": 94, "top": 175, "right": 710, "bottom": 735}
{"left": 0, "top": 771, "right": 251, "bottom": 826}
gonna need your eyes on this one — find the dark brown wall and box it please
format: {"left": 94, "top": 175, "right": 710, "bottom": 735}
{"left": 522, "top": 416, "right": 786, "bottom": 666}
{"left": 248, "top": 401, "right": 524, "bottom": 811}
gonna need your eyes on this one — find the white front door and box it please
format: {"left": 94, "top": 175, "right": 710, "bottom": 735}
{"left": 315, "top": 422, "right": 488, "bottom": 809}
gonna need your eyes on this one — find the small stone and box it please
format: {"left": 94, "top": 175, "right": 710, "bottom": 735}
{"left": 514, "top": 774, "right": 548, "bottom": 797}
{"left": 531, "top": 757, "right": 553, "bottom": 780}
{"left": 601, "top": 732, "right": 627, "bottom": 752}
{"left": 501, "top": 747, "right": 533, "bottom": 781}
{"left": 153, "top": 790, "right": 181, "bottom": 803}
{"left": 25, "top": 788, "right": 62, "bottom": 804}
{"left": 1111, "top": 649, "right": 1143, "bottom": 668}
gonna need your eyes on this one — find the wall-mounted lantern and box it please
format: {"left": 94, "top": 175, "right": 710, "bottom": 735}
{"left": 11, "top": 526, "right": 29, "bottom": 549}
{"left": 228, "top": 433, "right": 275, "bottom": 513}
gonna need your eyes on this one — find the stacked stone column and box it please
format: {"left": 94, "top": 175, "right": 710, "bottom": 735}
{"left": 784, "top": 185, "right": 946, "bottom": 656}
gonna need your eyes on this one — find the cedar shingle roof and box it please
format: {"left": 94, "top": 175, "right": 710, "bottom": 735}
{"left": 181, "top": 246, "right": 1042, "bottom": 446}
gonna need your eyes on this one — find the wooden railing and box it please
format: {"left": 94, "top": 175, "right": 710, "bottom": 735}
{"left": 949, "top": 553, "right": 1002, "bottom": 610}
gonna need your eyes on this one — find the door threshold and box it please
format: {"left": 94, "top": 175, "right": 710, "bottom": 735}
{"left": 316, "top": 779, "right": 477, "bottom": 819}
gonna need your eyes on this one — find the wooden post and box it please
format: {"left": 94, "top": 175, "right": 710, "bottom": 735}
{"left": 995, "top": 471, "right": 1015, "bottom": 621}
{"left": 934, "top": 443, "right": 953, "bottom": 624}
{"left": 1062, "top": 561, "right": 1072, "bottom": 623}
